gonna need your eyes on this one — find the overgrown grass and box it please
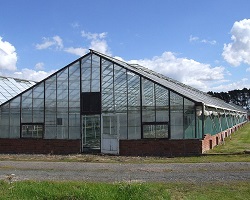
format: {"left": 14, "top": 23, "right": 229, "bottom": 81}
{"left": 208, "top": 122, "right": 250, "bottom": 154}
{"left": 0, "top": 180, "right": 249, "bottom": 200}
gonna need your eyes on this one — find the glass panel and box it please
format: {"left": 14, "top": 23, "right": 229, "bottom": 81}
{"left": 69, "top": 62, "right": 80, "bottom": 139}
{"left": 0, "top": 103, "right": 10, "bottom": 138}
{"left": 81, "top": 55, "right": 91, "bottom": 92}
{"left": 127, "top": 73, "right": 141, "bottom": 139}
{"left": 102, "top": 115, "right": 117, "bottom": 137}
{"left": 45, "top": 75, "right": 57, "bottom": 139}
{"left": 143, "top": 125, "right": 155, "bottom": 138}
{"left": 142, "top": 78, "right": 155, "bottom": 122}
{"left": 33, "top": 83, "right": 44, "bottom": 123}
{"left": 170, "top": 92, "right": 184, "bottom": 139}
{"left": 155, "top": 85, "right": 169, "bottom": 122}
{"left": 102, "top": 59, "right": 114, "bottom": 112}
{"left": 21, "top": 89, "right": 32, "bottom": 123}
{"left": 128, "top": 110, "right": 141, "bottom": 139}
{"left": 82, "top": 115, "right": 100, "bottom": 150}
{"left": 21, "top": 124, "right": 43, "bottom": 138}
{"left": 156, "top": 124, "right": 168, "bottom": 138}
{"left": 184, "top": 98, "right": 196, "bottom": 139}
{"left": 10, "top": 97, "right": 20, "bottom": 138}
{"left": 91, "top": 54, "right": 100, "bottom": 92}
{"left": 57, "top": 68, "right": 68, "bottom": 139}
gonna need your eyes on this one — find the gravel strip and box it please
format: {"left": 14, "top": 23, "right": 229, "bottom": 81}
{"left": 0, "top": 161, "right": 250, "bottom": 183}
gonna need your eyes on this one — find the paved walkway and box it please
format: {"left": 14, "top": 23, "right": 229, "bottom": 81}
{"left": 0, "top": 161, "right": 250, "bottom": 183}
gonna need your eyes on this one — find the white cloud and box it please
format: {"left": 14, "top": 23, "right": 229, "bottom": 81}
{"left": 211, "top": 78, "right": 250, "bottom": 92}
{"left": 36, "top": 35, "right": 63, "bottom": 50}
{"left": 81, "top": 30, "right": 110, "bottom": 55}
{"left": 13, "top": 68, "right": 56, "bottom": 82}
{"left": 35, "top": 62, "right": 44, "bottom": 70}
{"left": 201, "top": 39, "right": 216, "bottom": 45}
{"left": 127, "top": 51, "right": 225, "bottom": 91}
{"left": 189, "top": 35, "right": 216, "bottom": 45}
{"left": 90, "top": 39, "right": 110, "bottom": 55}
{"left": 81, "top": 31, "right": 107, "bottom": 40}
{"left": 64, "top": 47, "right": 88, "bottom": 56}
{"left": 246, "top": 67, "right": 250, "bottom": 72}
{"left": 71, "top": 22, "right": 80, "bottom": 28}
{"left": 0, "top": 37, "right": 17, "bottom": 71}
{"left": 189, "top": 35, "right": 199, "bottom": 42}
{"left": 222, "top": 19, "right": 250, "bottom": 66}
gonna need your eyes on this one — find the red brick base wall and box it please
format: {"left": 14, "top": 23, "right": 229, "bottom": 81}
{"left": 0, "top": 138, "right": 81, "bottom": 154}
{"left": 202, "top": 122, "right": 246, "bottom": 153}
{"left": 119, "top": 139, "right": 202, "bottom": 156}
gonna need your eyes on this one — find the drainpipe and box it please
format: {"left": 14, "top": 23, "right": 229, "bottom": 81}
{"left": 202, "top": 104, "right": 205, "bottom": 139}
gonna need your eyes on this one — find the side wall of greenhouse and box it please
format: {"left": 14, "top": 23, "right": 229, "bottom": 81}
{"left": 0, "top": 51, "right": 247, "bottom": 155}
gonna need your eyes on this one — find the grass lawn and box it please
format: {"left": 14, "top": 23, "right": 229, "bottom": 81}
{"left": 0, "top": 180, "right": 249, "bottom": 200}
{"left": 208, "top": 122, "right": 250, "bottom": 154}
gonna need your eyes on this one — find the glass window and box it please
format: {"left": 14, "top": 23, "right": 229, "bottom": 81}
{"left": 102, "top": 59, "right": 114, "bottom": 112}
{"left": 142, "top": 78, "right": 155, "bottom": 122}
{"left": 114, "top": 65, "right": 127, "bottom": 139}
{"left": 57, "top": 68, "right": 69, "bottom": 139}
{"left": 21, "top": 124, "right": 43, "bottom": 138}
{"left": 69, "top": 62, "right": 81, "bottom": 139}
{"left": 170, "top": 91, "right": 184, "bottom": 139}
{"left": 10, "top": 96, "right": 20, "bottom": 138}
{"left": 184, "top": 98, "right": 196, "bottom": 139}
{"left": 127, "top": 73, "right": 141, "bottom": 139}
{"left": 33, "top": 83, "right": 44, "bottom": 123}
{"left": 143, "top": 122, "right": 169, "bottom": 139}
{"left": 21, "top": 89, "right": 32, "bottom": 123}
{"left": 155, "top": 85, "right": 169, "bottom": 122}
{"left": 45, "top": 75, "right": 57, "bottom": 139}
{"left": 81, "top": 55, "right": 91, "bottom": 92}
{"left": 0, "top": 102, "right": 10, "bottom": 138}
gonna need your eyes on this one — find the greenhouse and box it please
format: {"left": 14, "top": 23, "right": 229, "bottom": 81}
{"left": 0, "top": 50, "right": 248, "bottom": 156}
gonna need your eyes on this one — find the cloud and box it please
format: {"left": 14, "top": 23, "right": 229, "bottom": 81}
{"left": 81, "top": 31, "right": 107, "bottom": 40}
{"left": 64, "top": 47, "right": 88, "bottom": 56}
{"left": 189, "top": 35, "right": 216, "bottom": 45}
{"left": 247, "top": 67, "right": 250, "bottom": 72}
{"left": 13, "top": 68, "right": 56, "bottom": 82}
{"left": 222, "top": 19, "right": 250, "bottom": 66}
{"left": 71, "top": 22, "right": 80, "bottom": 28}
{"left": 36, "top": 35, "right": 63, "bottom": 50}
{"left": 81, "top": 30, "right": 111, "bottom": 55}
{"left": 127, "top": 51, "right": 225, "bottom": 91}
{"left": 201, "top": 39, "right": 217, "bottom": 45}
{"left": 35, "top": 31, "right": 110, "bottom": 57}
{"left": 35, "top": 62, "right": 44, "bottom": 70}
{"left": 0, "top": 37, "right": 17, "bottom": 71}
{"left": 211, "top": 78, "right": 250, "bottom": 92}
{"left": 189, "top": 35, "right": 199, "bottom": 42}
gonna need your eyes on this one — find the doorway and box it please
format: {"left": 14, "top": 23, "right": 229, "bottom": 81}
{"left": 101, "top": 114, "right": 120, "bottom": 154}
{"left": 82, "top": 115, "right": 100, "bottom": 152}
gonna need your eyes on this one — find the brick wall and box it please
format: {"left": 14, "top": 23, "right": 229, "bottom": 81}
{"left": 0, "top": 138, "right": 81, "bottom": 154}
{"left": 202, "top": 122, "right": 246, "bottom": 153}
{"left": 119, "top": 139, "right": 202, "bottom": 157}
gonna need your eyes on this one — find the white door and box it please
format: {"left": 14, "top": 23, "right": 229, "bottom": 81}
{"left": 101, "top": 114, "right": 120, "bottom": 154}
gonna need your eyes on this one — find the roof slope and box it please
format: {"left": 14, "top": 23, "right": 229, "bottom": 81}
{"left": 91, "top": 50, "right": 246, "bottom": 113}
{"left": 0, "top": 76, "right": 36, "bottom": 105}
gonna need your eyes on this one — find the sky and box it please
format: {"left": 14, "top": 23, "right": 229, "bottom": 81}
{"left": 0, "top": 0, "right": 250, "bottom": 92}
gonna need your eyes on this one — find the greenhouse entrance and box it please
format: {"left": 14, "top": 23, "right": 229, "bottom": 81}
{"left": 101, "top": 114, "right": 120, "bottom": 155}
{"left": 82, "top": 115, "right": 101, "bottom": 152}
{"left": 82, "top": 114, "right": 120, "bottom": 154}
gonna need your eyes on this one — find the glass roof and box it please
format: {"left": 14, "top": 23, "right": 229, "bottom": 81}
{"left": 91, "top": 50, "right": 246, "bottom": 113}
{"left": 0, "top": 76, "right": 36, "bottom": 105}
